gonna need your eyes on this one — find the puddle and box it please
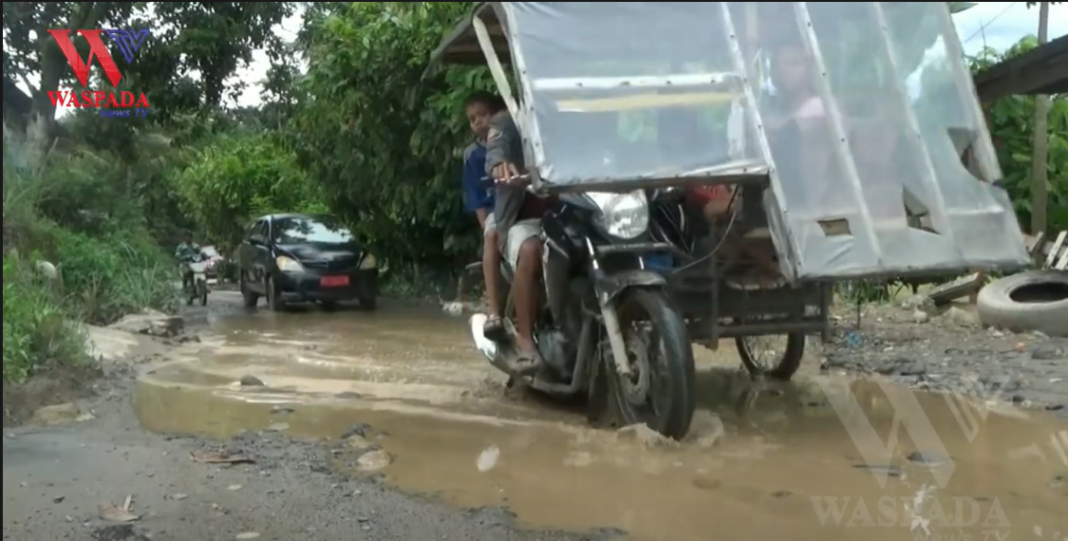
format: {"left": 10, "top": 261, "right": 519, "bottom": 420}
{"left": 137, "top": 304, "right": 1068, "bottom": 541}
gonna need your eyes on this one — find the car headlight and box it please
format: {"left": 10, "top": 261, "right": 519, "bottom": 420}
{"left": 591, "top": 190, "right": 649, "bottom": 240}
{"left": 275, "top": 256, "right": 304, "bottom": 272}
{"left": 359, "top": 253, "right": 377, "bottom": 270}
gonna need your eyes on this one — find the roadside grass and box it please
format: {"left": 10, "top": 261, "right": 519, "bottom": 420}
{"left": 2, "top": 255, "right": 87, "bottom": 385}
{"left": 3, "top": 130, "right": 179, "bottom": 386}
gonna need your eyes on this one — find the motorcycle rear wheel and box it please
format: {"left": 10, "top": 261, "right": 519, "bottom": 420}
{"left": 735, "top": 332, "right": 805, "bottom": 381}
{"left": 607, "top": 288, "right": 696, "bottom": 440}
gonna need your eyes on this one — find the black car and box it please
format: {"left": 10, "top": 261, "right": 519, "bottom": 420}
{"left": 237, "top": 213, "right": 378, "bottom": 310}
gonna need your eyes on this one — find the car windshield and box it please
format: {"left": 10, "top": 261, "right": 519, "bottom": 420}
{"left": 273, "top": 217, "right": 354, "bottom": 244}
{"left": 201, "top": 246, "right": 219, "bottom": 257}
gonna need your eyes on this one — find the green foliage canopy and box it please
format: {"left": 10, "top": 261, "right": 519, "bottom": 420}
{"left": 176, "top": 133, "right": 324, "bottom": 250}
{"left": 292, "top": 2, "right": 495, "bottom": 271}
{"left": 970, "top": 36, "right": 1067, "bottom": 231}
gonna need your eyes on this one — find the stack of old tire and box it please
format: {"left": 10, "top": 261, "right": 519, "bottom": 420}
{"left": 977, "top": 232, "right": 1068, "bottom": 337}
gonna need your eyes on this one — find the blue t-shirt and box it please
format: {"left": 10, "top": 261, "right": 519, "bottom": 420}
{"left": 461, "top": 141, "right": 494, "bottom": 214}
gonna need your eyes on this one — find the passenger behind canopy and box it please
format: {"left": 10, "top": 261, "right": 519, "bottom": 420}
{"left": 763, "top": 39, "right": 839, "bottom": 219}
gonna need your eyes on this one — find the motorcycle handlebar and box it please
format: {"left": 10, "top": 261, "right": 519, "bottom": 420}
{"left": 481, "top": 174, "right": 535, "bottom": 194}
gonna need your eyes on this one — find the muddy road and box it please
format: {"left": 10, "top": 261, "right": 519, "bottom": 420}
{"left": 4, "top": 292, "right": 1067, "bottom": 541}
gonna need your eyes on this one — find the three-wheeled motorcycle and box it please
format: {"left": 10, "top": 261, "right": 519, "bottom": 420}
{"left": 432, "top": 1, "right": 1030, "bottom": 439}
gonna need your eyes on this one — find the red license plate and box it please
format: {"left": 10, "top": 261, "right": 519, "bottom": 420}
{"left": 320, "top": 276, "right": 350, "bottom": 287}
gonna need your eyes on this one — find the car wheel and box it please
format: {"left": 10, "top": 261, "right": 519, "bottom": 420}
{"left": 977, "top": 270, "right": 1068, "bottom": 337}
{"left": 239, "top": 272, "right": 259, "bottom": 308}
{"left": 321, "top": 300, "right": 338, "bottom": 311}
{"left": 266, "top": 276, "right": 286, "bottom": 312}
{"left": 359, "top": 296, "right": 377, "bottom": 310}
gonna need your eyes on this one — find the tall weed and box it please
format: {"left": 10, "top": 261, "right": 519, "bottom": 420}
{"left": 2, "top": 256, "right": 86, "bottom": 384}
{"left": 3, "top": 124, "right": 179, "bottom": 384}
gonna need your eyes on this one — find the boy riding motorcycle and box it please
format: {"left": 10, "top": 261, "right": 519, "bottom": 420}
{"left": 485, "top": 108, "right": 558, "bottom": 375}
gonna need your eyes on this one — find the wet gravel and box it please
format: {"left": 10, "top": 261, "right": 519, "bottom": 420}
{"left": 819, "top": 301, "right": 1068, "bottom": 417}
{"left": 3, "top": 392, "right": 622, "bottom": 541}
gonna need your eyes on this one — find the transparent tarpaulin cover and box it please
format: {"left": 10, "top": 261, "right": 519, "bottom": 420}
{"left": 501, "top": 2, "right": 1029, "bottom": 279}
{"left": 506, "top": 2, "right": 764, "bottom": 186}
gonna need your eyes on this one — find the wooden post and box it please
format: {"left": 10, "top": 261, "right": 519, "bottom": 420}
{"left": 1030, "top": 2, "right": 1051, "bottom": 235}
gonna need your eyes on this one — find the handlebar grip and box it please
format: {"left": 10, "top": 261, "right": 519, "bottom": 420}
{"left": 480, "top": 173, "right": 532, "bottom": 186}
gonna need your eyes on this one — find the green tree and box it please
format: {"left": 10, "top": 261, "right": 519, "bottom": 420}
{"left": 2, "top": 2, "right": 295, "bottom": 133}
{"left": 176, "top": 132, "right": 324, "bottom": 250}
{"left": 292, "top": 2, "right": 494, "bottom": 277}
{"left": 970, "top": 37, "right": 1067, "bottom": 232}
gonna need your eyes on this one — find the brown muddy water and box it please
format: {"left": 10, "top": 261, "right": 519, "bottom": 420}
{"left": 137, "top": 303, "right": 1068, "bottom": 541}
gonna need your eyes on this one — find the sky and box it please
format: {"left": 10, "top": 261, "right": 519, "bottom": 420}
{"left": 224, "top": 2, "right": 1066, "bottom": 109}
{"left": 17, "top": 2, "right": 1067, "bottom": 114}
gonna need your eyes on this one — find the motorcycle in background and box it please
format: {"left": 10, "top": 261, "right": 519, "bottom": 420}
{"left": 184, "top": 253, "right": 209, "bottom": 306}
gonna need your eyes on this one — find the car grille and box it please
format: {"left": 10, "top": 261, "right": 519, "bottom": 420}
{"left": 302, "top": 259, "right": 359, "bottom": 273}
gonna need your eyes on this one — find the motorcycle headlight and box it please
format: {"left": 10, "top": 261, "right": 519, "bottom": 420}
{"left": 275, "top": 256, "right": 304, "bottom": 272}
{"left": 591, "top": 191, "right": 649, "bottom": 240}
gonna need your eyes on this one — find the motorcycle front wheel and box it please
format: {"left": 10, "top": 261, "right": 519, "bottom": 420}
{"left": 607, "top": 288, "right": 696, "bottom": 440}
{"left": 198, "top": 280, "right": 208, "bottom": 306}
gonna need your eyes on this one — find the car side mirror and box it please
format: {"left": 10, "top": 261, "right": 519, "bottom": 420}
{"left": 249, "top": 235, "right": 264, "bottom": 245}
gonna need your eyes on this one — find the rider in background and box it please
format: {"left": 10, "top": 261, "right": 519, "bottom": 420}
{"left": 461, "top": 91, "right": 508, "bottom": 341}
{"left": 486, "top": 108, "right": 557, "bottom": 375}
{"left": 174, "top": 232, "right": 201, "bottom": 291}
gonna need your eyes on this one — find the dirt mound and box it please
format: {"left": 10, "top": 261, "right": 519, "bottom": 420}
{"left": 3, "top": 362, "right": 103, "bottom": 426}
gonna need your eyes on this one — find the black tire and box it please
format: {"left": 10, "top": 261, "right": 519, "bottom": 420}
{"left": 321, "top": 300, "right": 338, "bottom": 311}
{"left": 266, "top": 276, "right": 286, "bottom": 312}
{"left": 199, "top": 280, "right": 208, "bottom": 306}
{"left": 608, "top": 288, "right": 697, "bottom": 440}
{"left": 977, "top": 270, "right": 1068, "bottom": 337}
{"left": 359, "top": 296, "right": 377, "bottom": 310}
{"left": 239, "top": 272, "right": 259, "bottom": 308}
{"left": 735, "top": 332, "right": 805, "bottom": 381}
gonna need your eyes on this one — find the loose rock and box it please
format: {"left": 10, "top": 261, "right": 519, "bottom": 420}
{"left": 943, "top": 306, "right": 980, "bottom": 327}
{"left": 108, "top": 310, "right": 184, "bottom": 338}
{"left": 906, "top": 451, "right": 946, "bottom": 467}
{"left": 356, "top": 449, "right": 393, "bottom": 471}
{"left": 239, "top": 375, "right": 265, "bottom": 387}
{"left": 341, "top": 423, "right": 372, "bottom": 439}
{"left": 30, "top": 403, "right": 82, "bottom": 426}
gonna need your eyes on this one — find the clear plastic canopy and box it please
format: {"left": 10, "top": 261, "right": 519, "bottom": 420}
{"left": 461, "top": 2, "right": 1030, "bottom": 279}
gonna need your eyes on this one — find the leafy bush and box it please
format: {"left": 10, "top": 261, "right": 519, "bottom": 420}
{"left": 3, "top": 127, "right": 180, "bottom": 384}
{"left": 3, "top": 255, "right": 86, "bottom": 384}
{"left": 176, "top": 132, "right": 325, "bottom": 251}
{"left": 44, "top": 224, "right": 178, "bottom": 324}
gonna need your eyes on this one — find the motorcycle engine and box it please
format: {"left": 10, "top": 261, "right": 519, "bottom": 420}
{"left": 534, "top": 329, "right": 572, "bottom": 382}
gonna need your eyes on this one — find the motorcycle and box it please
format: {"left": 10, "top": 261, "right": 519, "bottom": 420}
{"left": 471, "top": 178, "right": 697, "bottom": 439}
{"left": 183, "top": 253, "right": 209, "bottom": 306}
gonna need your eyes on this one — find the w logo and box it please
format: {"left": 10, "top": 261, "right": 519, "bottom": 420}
{"left": 47, "top": 28, "right": 150, "bottom": 88}
{"left": 104, "top": 28, "right": 150, "bottom": 64}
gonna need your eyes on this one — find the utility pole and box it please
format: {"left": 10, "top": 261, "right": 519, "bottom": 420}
{"left": 1030, "top": 1, "right": 1050, "bottom": 235}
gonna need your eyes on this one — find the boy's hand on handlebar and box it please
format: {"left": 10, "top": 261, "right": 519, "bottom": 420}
{"left": 492, "top": 163, "right": 527, "bottom": 186}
